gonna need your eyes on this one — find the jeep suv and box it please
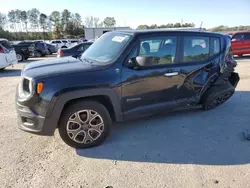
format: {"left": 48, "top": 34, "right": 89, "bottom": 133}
{"left": 16, "top": 30, "right": 240, "bottom": 149}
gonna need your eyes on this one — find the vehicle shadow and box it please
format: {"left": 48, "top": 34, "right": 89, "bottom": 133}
{"left": 76, "top": 91, "right": 250, "bottom": 165}
{"left": 234, "top": 55, "right": 250, "bottom": 60}
{"left": 0, "top": 69, "right": 21, "bottom": 77}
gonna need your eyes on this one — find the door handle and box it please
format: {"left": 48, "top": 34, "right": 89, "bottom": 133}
{"left": 164, "top": 72, "right": 179, "bottom": 77}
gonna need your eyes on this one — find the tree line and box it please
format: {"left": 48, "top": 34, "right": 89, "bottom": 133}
{"left": 137, "top": 23, "right": 195, "bottom": 29}
{"left": 0, "top": 8, "right": 117, "bottom": 40}
{"left": 0, "top": 8, "right": 250, "bottom": 41}
{"left": 210, "top": 25, "right": 250, "bottom": 32}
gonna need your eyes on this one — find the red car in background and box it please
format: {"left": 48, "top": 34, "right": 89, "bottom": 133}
{"left": 231, "top": 31, "right": 250, "bottom": 56}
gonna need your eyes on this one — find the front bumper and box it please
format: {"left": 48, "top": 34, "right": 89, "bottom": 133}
{"left": 16, "top": 102, "right": 46, "bottom": 134}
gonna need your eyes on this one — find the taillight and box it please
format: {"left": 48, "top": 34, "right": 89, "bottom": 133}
{"left": 58, "top": 49, "right": 64, "bottom": 56}
{"left": 0, "top": 49, "right": 4, "bottom": 53}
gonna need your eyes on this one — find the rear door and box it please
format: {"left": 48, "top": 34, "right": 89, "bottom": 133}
{"left": 243, "top": 33, "right": 250, "bottom": 54}
{"left": 171, "top": 36, "right": 221, "bottom": 102}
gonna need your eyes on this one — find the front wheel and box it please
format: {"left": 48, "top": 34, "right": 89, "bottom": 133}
{"left": 58, "top": 101, "right": 112, "bottom": 149}
{"left": 16, "top": 53, "right": 24, "bottom": 62}
{"left": 201, "top": 82, "right": 235, "bottom": 111}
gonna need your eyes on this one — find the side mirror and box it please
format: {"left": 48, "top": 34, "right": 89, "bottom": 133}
{"left": 127, "top": 56, "right": 159, "bottom": 69}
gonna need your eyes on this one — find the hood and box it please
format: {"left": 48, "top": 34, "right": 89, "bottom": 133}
{"left": 22, "top": 56, "right": 98, "bottom": 79}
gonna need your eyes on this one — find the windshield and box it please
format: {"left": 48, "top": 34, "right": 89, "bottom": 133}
{"left": 81, "top": 32, "right": 131, "bottom": 64}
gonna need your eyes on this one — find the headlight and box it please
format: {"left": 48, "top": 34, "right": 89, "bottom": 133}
{"left": 18, "top": 77, "right": 34, "bottom": 100}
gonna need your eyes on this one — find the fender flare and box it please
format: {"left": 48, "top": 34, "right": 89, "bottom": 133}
{"left": 43, "top": 88, "right": 122, "bottom": 136}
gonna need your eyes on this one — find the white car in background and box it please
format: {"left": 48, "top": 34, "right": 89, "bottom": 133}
{"left": 50, "top": 40, "right": 70, "bottom": 50}
{"left": 0, "top": 38, "right": 18, "bottom": 70}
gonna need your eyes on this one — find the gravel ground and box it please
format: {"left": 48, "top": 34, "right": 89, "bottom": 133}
{"left": 0, "top": 55, "right": 249, "bottom": 188}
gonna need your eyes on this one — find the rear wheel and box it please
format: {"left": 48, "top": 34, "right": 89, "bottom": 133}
{"left": 201, "top": 82, "right": 235, "bottom": 111}
{"left": 58, "top": 100, "right": 112, "bottom": 149}
{"left": 34, "top": 51, "right": 42, "bottom": 57}
{"left": 16, "top": 53, "right": 24, "bottom": 62}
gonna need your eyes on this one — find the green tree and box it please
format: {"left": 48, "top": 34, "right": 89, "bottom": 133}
{"left": 39, "top": 13, "right": 48, "bottom": 39}
{"left": 20, "top": 11, "right": 28, "bottom": 33}
{"left": 14, "top": 9, "right": 22, "bottom": 32}
{"left": 103, "top": 17, "right": 116, "bottom": 27}
{"left": 0, "top": 13, "right": 7, "bottom": 30}
{"left": 61, "top": 9, "right": 71, "bottom": 36}
{"left": 137, "top": 25, "right": 149, "bottom": 29}
{"left": 50, "top": 11, "right": 61, "bottom": 38}
{"left": 28, "top": 8, "right": 40, "bottom": 32}
{"left": 8, "top": 10, "right": 17, "bottom": 32}
{"left": 173, "top": 23, "right": 181, "bottom": 27}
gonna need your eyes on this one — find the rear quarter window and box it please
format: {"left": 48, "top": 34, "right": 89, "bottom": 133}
{"left": 244, "top": 33, "right": 250, "bottom": 40}
{"left": 183, "top": 36, "right": 209, "bottom": 62}
{"left": 211, "top": 37, "right": 220, "bottom": 56}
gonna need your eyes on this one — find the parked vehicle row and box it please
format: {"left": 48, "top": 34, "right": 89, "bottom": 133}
{"left": 16, "top": 30, "right": 239, "bottom": 149}
{"left": 57, "top": 41, "right": 93, "bottom": 58}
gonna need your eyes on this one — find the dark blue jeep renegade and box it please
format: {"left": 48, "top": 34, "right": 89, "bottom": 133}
{"left": 16, "top": 30, "right": 240, "bottom": 148}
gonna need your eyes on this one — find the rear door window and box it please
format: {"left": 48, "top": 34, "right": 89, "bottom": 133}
{"left": 0, "top": 41, "right": 13, "bottom": 50}
{"left": 183, "top": 37, "right": 209, "bottom": 62}
{"left": 243, "top": 33, "right": 250, "bottom": 40}
{"left": 232, "top": 33, "right": 244, "bottom": 41}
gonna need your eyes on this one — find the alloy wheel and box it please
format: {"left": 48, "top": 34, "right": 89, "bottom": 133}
{"left": 66, "top": 110, "right": 104, "bottom": 144}
{"left": 16, "top": 54, "right": 22, "bottom": 61}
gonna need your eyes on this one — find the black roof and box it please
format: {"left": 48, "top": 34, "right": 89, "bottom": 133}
{"left": 113, "top": 29, "right": 223, "bottom": 37}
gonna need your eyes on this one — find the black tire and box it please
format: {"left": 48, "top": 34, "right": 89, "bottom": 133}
{"left": 201, "top": 82, "right": 235, "bottom": 111}
{"left": 238, "top": 54, "right": 243, "bottom": 57}
{"left": 24, "top": 57, "right": 29, "bottom": 60}
{"left": 0, "top": 68, "right": 5, "bottom": 70}
{"left": 48, "top": 50, "right": 52, "bottom": 55}
{"left": 16, "top": 53, "right": 24, "bottom": 62}
{"left": 58, "top": 100, "right": 112, "bottom": 149}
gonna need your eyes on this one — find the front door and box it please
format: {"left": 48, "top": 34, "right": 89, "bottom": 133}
{"left": 121, "top": 35, "right": 184, "bottom": 119}
{"left": 121, "top": 34, "right": 220, "bottom": 120}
